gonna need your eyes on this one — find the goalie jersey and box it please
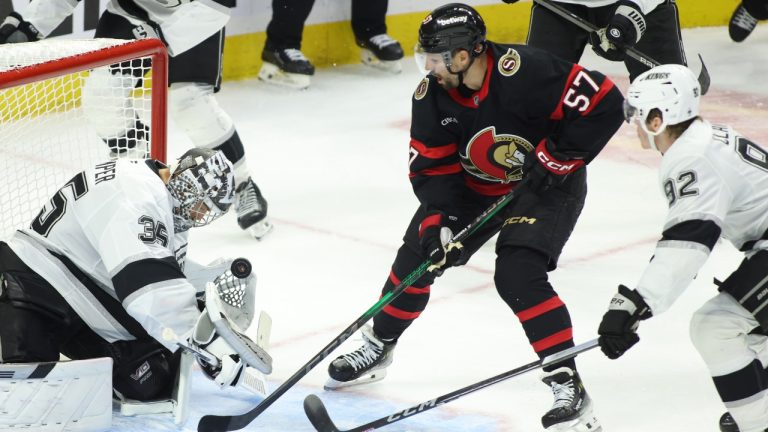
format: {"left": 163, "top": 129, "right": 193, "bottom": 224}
{"left": 635, "top": 120, "right": 768, "bottom": 315}
{"left": 7, "top": 159, "right": 198, "bottom": 351}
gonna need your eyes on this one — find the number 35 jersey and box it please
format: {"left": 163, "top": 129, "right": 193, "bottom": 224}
{"left": 408, "top": 41, "right": 625, "bottom": 214}
{"left": 8, "top": 159, "right": 198, "bottom": 351}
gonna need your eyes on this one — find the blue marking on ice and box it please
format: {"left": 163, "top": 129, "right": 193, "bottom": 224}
{"left": 111, "top": 371, "right": 501, "bottom": 431}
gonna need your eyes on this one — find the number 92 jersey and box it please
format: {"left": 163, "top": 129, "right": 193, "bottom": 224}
{"left": 658, "top": 120, "right": 768, "bottom": 253}
{"left": 408, "top": 41, "right": 625, "bottom": 213}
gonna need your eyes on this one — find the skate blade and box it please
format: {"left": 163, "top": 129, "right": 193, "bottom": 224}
{"left": 245, "top": 219, "right": 273, "bottom": 240}
{"left": 360, "top": 50, "right": 402, "bottom": 74}
{"left": 258, "top": 63, "right": 311, "bottom": 89}
{"left": 323, "top": 369, "right": 387, "bottom": 391}
{"left": 546, "top": 412, "right": 601, "bottom": 432}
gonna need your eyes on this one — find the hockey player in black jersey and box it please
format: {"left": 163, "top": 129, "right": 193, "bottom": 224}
{"left": 327, "top": 4, "right": 624, "bottom": 431}
{"left": 0, "top": 149, "right": 271, "bottom": 429}
{"left": 505, "top": 0, "right": 687, "bottom": 81}
{"left": 0, "top": 0, "right": 272, "bottom": 239}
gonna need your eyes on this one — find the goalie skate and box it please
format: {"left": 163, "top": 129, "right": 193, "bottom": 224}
{"left": 325, "top": 325, "right": 395, "bottom": 390}
{"left": 541, "top": 367, "right": 602, "bottom": 432}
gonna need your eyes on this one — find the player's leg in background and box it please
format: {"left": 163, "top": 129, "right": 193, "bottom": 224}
{"left": 326, "top": 198, "right": 506, "bottom": 390}
{"left": 259, "top": 0, "right": 316, "bottom": 89}
{"left": 494, "top": 171, "right": 600, "bottom": 431}
{"left": 691, "top": 262, "right": 768, "bottom": 432}
{"left": 525, "top": 1, "right": 590, "bottom": 64}
{"left": 169, "top": 29, "right": 272, "bottom": 239}
{"left": 351, "top": 0, "right": 404, "bottom": 73}
{"left": 87, "top": 10, "right": 149, "bottom": 158}
{"left": 625, "top": 1, "right": 687, "bottom": 81}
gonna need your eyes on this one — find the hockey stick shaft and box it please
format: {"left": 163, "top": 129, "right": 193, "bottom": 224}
{"left": 530, "top": 0, "right": 711, "bottom": 95}
{"left": 197, "top": 186, "right": 526, "bottom": 432}
{"left": 304, "top": 339, "right": 600, "bottom": 432}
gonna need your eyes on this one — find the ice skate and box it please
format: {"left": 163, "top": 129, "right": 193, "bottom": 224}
{"left": 719, "top": 412, "right": 768, "bottom": 432}
{"left": 259, "top": 48, "right": 314, "bottom": 90}
{"left": 729, "top": 3, "right": 758, "bottom": 42}
{"left": 325, "top": 325, "right": 396, "bottom": 390}
{"left": 540, "top": 367, "right": 602, "bottom": 431}
{"left": 357, "top": 34, "right": 404, "bottom": 74}
{"left": 235, "top": 177, "right": 272, "bottom": 239}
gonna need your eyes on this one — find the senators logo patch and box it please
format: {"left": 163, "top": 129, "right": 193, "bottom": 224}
{"left": 460, "top": 126, "right": 533, "bottom": 183}
{"left": 414, "top": 78, "right": 429, "bottom": 100}
{"left": 498, "top": 48, "right": 521, "bottom": 77}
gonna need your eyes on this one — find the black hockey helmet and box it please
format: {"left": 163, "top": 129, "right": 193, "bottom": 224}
{"left": 418, "top": 3, "right": 486, "bottom": 56}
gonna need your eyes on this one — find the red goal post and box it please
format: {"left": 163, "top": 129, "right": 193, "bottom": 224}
{"left": 0, "top": 38, "right": 168, "bottom": 240}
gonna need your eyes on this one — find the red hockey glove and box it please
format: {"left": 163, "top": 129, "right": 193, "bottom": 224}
{"left": 522, "top": 139, "right": 585, "bottom": 196}
{"left": 419, "top": 211, "right": 463, "bottom": 274}
{"left": 590, "top": 0, "right": 646, "bottom": 61}
{"left": 598, "top": 284, "right": 652, "bottom": 359}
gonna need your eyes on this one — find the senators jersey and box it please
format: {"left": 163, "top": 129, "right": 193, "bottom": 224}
{"left": 8, "top": 160, "right": 198, "bottom": 351}
{"left": 408, "top": 42, "right": 624, "bottom": 214}
{"left": 635, "top": 120, "right": 768, "bottom": 315}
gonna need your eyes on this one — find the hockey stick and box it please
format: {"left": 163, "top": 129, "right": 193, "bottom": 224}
{"left": 197, "top": 185, "right": 527, "bottom": 432}
{"left": 304, "top": 338, "right": 599, "bottom": 432}
{"left": 530, "top": 0, "right": 711, "bottom": 95}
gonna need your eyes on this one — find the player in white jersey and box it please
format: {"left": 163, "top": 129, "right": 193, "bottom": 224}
{"left": 0, "top": 149, "right": 271, "bottom": 420}
{"left": 0, "top": 0, "right": 273, "bottom": 239}
{"left": 596, "top": 64, "right": 768, "bottom": 432}
{"left": 503, "top": 0, "right": 687, "bottom": 81}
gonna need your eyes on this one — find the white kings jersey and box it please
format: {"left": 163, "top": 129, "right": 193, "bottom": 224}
{"left": 634, "top": 119, "right": 768, "bottom": 315}
{"left": 550, "top": 0, "right": 665, "bottom": 15}
{"left": 7, "top": 159, "right": 198, "bottom": 352}
{"left": 21, "top": 0, "right": 231, "bottom": 56}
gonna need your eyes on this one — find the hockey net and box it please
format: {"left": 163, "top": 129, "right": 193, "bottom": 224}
{"left": 0, "top": 38, "right": 168, "bottom": 241}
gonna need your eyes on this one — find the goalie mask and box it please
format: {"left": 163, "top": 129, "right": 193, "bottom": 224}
{"left": 166, "top": 148, "right": 234, "bottom": 232}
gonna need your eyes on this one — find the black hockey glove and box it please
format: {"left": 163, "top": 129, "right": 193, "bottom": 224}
{"left": 598, "top": 284, "right": 652, "bottom": 359}
{"left": 521, "top": 138, "right": 585, "bottom": 196}
{"left": 590, "top": 0, "right": 646, "bottom": 61}
{"left": 0, "top": 12, "right": 42, "bottom": 44}
{"left": 419, "top": 211, "right": 463, "bottom": 274}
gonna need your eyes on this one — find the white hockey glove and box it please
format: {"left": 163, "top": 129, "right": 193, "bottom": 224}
{"left": 0, "top": 12, "right": 42, "bottom": 44}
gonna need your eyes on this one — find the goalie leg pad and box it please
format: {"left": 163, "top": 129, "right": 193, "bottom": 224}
{"left": 717, "top": 250, "right": 768, "bottom": 332}
{"left": 0, "top": 358, "right": 113, "bottom": 431}
{"left": 111, "top": 338, "right": 177, "bottom": 401}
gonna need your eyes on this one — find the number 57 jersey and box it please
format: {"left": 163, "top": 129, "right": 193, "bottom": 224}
{"left": 408, "top": 41, "right": 625, "bottom": 211}
{"left": 657, "top": 120, "right": 768, "bottom": 253}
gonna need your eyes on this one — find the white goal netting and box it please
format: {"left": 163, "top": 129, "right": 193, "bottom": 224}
{"left": 0, "top": 38, "right": 167, "bottom": 241}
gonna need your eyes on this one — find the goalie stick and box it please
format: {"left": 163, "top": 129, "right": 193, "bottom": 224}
{"left": 530, "top": 0, "right": 711, "bottom": 95}
{"left": 196, "top": 183, "right": 528, "bottom": 432}
{"left": 304, "top": 339, "right": 599, "bottom": 432}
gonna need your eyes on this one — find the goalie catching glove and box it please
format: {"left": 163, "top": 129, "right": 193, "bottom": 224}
{"left": 0, "top": 12, "right": 42, "bottom": 44}
{"left": 186, "top": 259, "right": 272, "bottom": 388}
{"left": 598, "top": 284, "right": 652, "bottom": 359}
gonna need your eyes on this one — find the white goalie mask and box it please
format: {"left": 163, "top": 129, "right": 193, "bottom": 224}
{"left": 166, "top": 148, "right": 234, "bottom": 232}
{"left": 623, "top": 64, "right": 701, "bottom": 145}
